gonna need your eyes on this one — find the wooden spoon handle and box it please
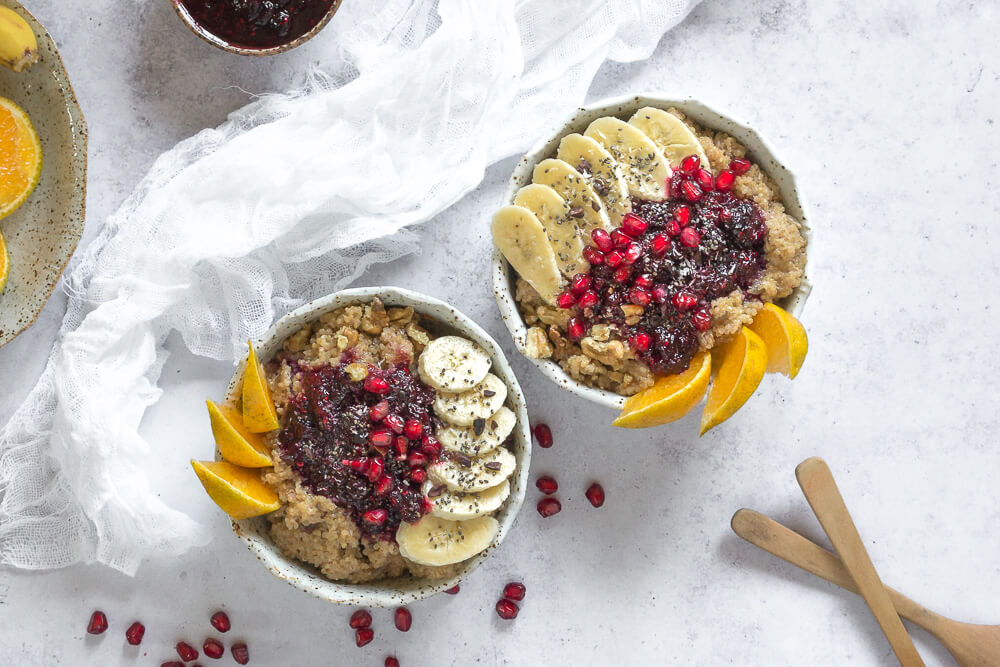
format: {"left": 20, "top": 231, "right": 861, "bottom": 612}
{"left": 795, "top": 457, "right": 925, "bottom": 667}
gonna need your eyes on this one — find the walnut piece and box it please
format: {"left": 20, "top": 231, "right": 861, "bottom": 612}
{"left": 524, "top": 326, "right": 554, "bottom": 359}
{"left": 580, "top": 337, "right": 626, "bottom": 369}
{"left": 621, "top": 304, "right": 644, "bottom": 326}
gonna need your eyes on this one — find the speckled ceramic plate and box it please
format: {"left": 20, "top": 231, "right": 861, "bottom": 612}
{"left": 493, "top": 94, "right": 814, "bottom": 411}
{"left": 222, "top": 286, "right": 532, "bottom": 606}
{"left": 0, "top": 0, "right": 86, "bottom": 347}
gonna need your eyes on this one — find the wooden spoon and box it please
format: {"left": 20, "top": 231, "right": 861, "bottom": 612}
{"left": 732, "top": 509, "right": 1000, "bottom": 666}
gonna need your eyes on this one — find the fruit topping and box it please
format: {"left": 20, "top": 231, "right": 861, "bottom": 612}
{"left": 585, "top": 483, "right": 606, "bottom": 508}
{"left": 177, "top": 0, "right": 336, "bottom": 50}
{"left": 700, "top": 327, "right": 767, "bottom": 435}
{"left": 125, "top": 621, "right": 145, "bottom": 645}
{"left": 86, "top": 610, "right": 108, "bottom": 635}
{"left": 495, "top": 599, "right": 519, "bottom": 620}
{"left": 532, "top": 423, "right": 553, "bottom": 448}
{"left": 350, "top": 610, "right": 372, "bottom": 629}
{"left": 209, "top": 611, "right": 230, "bottom": 633}
{"left": 537, "top": 498, "right": 561, "bottom": 518}
{"left": 176, "top": 642, "right": 199, "bottom": 661}
{"left": 535, "top": 476, "right": 558, "bottom": 494}
{"left": 231, "top": 643, "right": 250, "bottom": 665}
{"left": 394, "top": 607, "right": 412, "bottom": 632}
{"left": 503, "top": 582, "right": 526, "bottom": 601}
{"left": 203, "top": 638, "right": 224, "bottom": 659}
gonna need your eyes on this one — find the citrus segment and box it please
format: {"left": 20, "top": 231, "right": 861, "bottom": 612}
{"left": 0, "top": 229, "right": 8, "bottom": 293}
{"left": 207, "top": 399, "right": 272, "bottom": 467}
{"left": 748, "top": 303, "right": 808, "bottom": 379}
{"left": 0, "top": 96, "right": 41, "bottom": 219}
{"left": 241, "top": 341, "right": 279, "bottom": 432}
{"left": 191, "top": 460, "right": 280, "bottom": 519}
{"left": 613, "top": 350, "right": 712, "bottom": 428}
{"left": 699, "top": 327, "right": 768, "bottom": 435}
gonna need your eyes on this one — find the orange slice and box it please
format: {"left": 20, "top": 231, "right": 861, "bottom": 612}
{"left": 191, "top": 460, "right": 280, "bottom": 519}
{"left": 700, "top": 327, "right": 768, "bottom": 435}
{"left": 241, "top": 341, "right": 278, "bottom": 433}
{"left": 0, "top": 96, "right": 41, "bottom": 219}
{"left": 207, "top": 399, "right": 273, "bottom": 468}
{"left": 748, "top": 303, "right": 808, "bottom": 379}
{"left": 613, "top": 350, "right": 712, "bottom": 428}
{"left": 0, "top": 229, "right": 8, "bottom": 293}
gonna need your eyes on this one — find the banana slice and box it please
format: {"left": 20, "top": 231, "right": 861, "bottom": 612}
{"left": 532, "top": 158, "right": 612, "bottom": 239}
{"left": 513, "top": 184, "right": 588, "bottom": 277}
{"left": 433, "top": 373, "right": 507, "bottom": 427}
{"left": 428, "top": 446, "right": 516, "bottom": 493}
{"left": 492, "top": 204, "right": 564, "bottom": 305}
{"left": 423, "top": 479, "right": 510, "bottom": 521}
{"left": 628, "top": 107, "right": 710, "bottom": 171}
{"left": 437, "top": 406, "right": 516, "bottom": 458}
{"left": 418, "top": 335, "right": 492, "bottom": 393}
{"left": 556, "top": 133, "right": 632, "bottom": 226}
{"left": 585, "top": 117, "right": 671, "bottom": 201}
{"left": 396, "top": 514, "right": 499, "bottom": 567}
{"left": 0, "top": 8, "right": 37, "bottom": 72}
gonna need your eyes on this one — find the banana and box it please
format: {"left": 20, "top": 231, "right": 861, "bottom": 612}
{"left": 628, "top": 107, "right": 710, "bottom": 171}
{"left": 513, "top": 183, "right": 588, "bottom": 277}
{"left": 492, "top": 204, "right": 564, "bottom": 305}
{"left": 0, "top": 7, "right": 36, "bottom": 72}
{"left": 531, "top": 158, "right": 611, "bottom": 239}
{"left": 422, "top": 479, "right": 510, "bottom": 521}
{"left": 396, "top": 514, "right": 499, "bottom": 567}
{"left": 433, "top": 373, "right": 507, "bottom": 427}
{"left": 437, "top": 405, "right": 516, "bottom": 458}
{"left": 585, "top": 117, "right": 671, "bottom": 201}
{"left": 428, "top": 446, "right": 517, "bottom": 493}
{"left": 556, "top": 133, "right": 632, "bottom": 226}
{"left": 418, "top": 335, "right": 492, "bottom": 393}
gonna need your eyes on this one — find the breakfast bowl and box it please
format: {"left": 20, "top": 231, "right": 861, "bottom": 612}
{"left": 492, "top": 94, "right": 813, "bottom": 424}
{"left": 205, "top": 286, "right": 531, "bottom": 606}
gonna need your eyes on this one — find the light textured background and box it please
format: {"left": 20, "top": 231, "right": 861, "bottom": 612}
{"left": 2, "top": 1, "right": 998, "bottom": 665}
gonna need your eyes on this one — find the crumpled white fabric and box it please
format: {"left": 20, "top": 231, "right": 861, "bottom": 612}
{"left": 0, "top": 0, "right": 698, "bottom": 574}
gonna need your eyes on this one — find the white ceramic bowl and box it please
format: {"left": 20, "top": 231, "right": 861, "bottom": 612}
{"left": 492, "top": 94, "right": 814, "bottom": 411}
{"left": 222, "top": 286, "right": 532, "bottom": 606}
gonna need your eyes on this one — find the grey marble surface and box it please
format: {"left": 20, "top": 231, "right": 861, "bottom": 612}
{"left": 2, "top": 1, "right": 999, "bottom": 665}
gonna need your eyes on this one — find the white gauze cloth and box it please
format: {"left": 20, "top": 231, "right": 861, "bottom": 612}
{"left": 0, "top": 0, "right": 698, "bottom": 574}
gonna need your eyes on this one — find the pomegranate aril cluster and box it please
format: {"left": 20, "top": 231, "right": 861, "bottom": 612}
{"left": 87, "top": 607, "right": 246, "bottom": 664}
{"left": 496, "top": 581, "right": 526, "bottom": 620}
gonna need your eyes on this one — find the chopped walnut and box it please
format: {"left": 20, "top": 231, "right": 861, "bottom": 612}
{"left": 580, "top": 337, "right": 626, "bottom": 369}
{"left": 524, "top": 326, "right": 554, "bottom": 359}
{"left": 405, "top": 321, "right": 430, "bottom": 347}
{"left": 335, "top": 326, "right": 359, "bottom": 350}
{"left": 344, "top": 363, "right": 368, "bottom": 382}
{"left": 361, "top": 299, "right": 390, "bottom": 335}
{"left": 589, "top": 324, "right": 613, "bottom": 342}
{"left": 283, "top": 324, "right": 313, "bottom": 353}
{"left": 548, "top": 325, "right": 570, "bottom": 358}
{"left": 621, "top": 304, "right": 643, "bottom": 326}
{"left": 388, "top": 307, "right": 414, "bottom": 324}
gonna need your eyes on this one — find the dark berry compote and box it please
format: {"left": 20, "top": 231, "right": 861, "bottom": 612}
{"left": 558, "top": 155, "right": 767, "bottom": 376}
{"left": 276, "top": 363, "right": 443, "bottom": 541}
{"left": 179, "top": 0, "right": 335, "bottom": 49}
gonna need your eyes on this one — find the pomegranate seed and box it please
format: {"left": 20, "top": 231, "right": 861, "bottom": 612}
{"left": 394, "top": 607, "right": 412, "bottom": 632}
{"left": 210, "top": 611, "right": 230, "bottom": 633}
{"left": 176, "top": 642, "right": 199, "bottom": 661}
{"left": 611, "top": 229, "right": 632, "bottom": 249}
{"left": 665, "top": 219, "right": 682, "bottom": 237}
{"left": 161, "top": 663, "right": 184, "bottom": 667}
{"left": 421, "top": 435, "right": 441, "bottom": 459}
{"left": 679, "top": 227, "right": 701, "bottom": 248}
{"left": 535, "top": 475, "right": 558, "bottom": 494}
{"left": 86, "top": 610, "right": 108, "bottom": 635}
{"left": 496, "top": 599, "right": 519, "bottom": 620}
{"left": 570, "top": 273, "right": 591, "bottom": 294}
{"left": 715, "top": 169, "right": 735, "bottom": 191}
{"left": 355, "top": 628, "right": 374, "bottom": 647}
{"left": 585, "top": 483, "right": 606, "bottom": 508}
{"left": 532, "top": 423, "right": 553, "bottom": 448}
{"left": 674, "top": 205, "right": 691, "bottom": 226}
{"left": 692, "top": 308, "right": 712, "bottom": 331}
{"left": 231, "top": 643, "right": 250, "bottom": 665}
{"left": 652, "top": 284, "right": 669, "bottom": 303}
{"left": 577, "top": 290, "right": 599, "bottom": 309}
{"left": 566, "top": 317, "right": 586, "bottom": 342}
{"left": 408, "top": 451, "right": 427, "bottom": 467}
{"left": 629, "top": 286, "right": 652, "bottom": 307}
{"left": 650, "top": 233, "right": 670, "bottom": 255}
{"left": 363, "top": 509, "right": 388, "bottom": 526}
{"left": 366, "top": 457, "right": 384, "bottom": 482}
{"left": 696, "top": 168, "right": 714, "bottom": 191}
{"left": 369, "top": 400, "right": 390, "bottom": 421}
{"left": 605, "top": 250, "right": 624, "bottom": 268}
{"left": 631, "top": 332, "right": 651, "bottom": 352}
{"left": 410, "top": 468, "right": 426, "bottom": 484}
{"left": 556, "top": 291, "right": 577, "bottom": 309}
{"left": 444, "top": 584, "right": 460, "bottom": 594}
{"left": 385, "top": 414, "right": 405, "bottom": 434}
{"left": 369, "top": 427, "right": 393, "bottom": 448}
{"left": 393, "top": 435, "right": 409, "bottom": 456}
{"left": 719, "top": 209, "right": 733, "bottom": 222}
{"left": 375, "top": 474, "right": 393, "bottom": 495}
{"left": 633, "top": 274, "right": 653, "bottom": 289}
{"left": 537, "top": 497, "right": 562, "bottom": 517}
{"left": 681, "top": 180, "right": 702, "bottom": 202}
{"left": 386, "top": 658, "right": 400, "bottom": 667}
{"left": 125, "top": 621, "right": 145, "bottom": 646}
{"left": 730, "top": 157, "right": 751, "bottom": 175}
{"left": 620, "top": 212, "right": 648, "bottom": 237}
{"left": 503, "top": 582, "right": 526, "bottom": 601}
{"left": 672, "top": 292, "right": 698, "bottom": 311}
{"left": 623, "top": 242, "right": 643, "bottom": 265}
{"left": 582, "top": 246, "right": 605, "bottom": 265}
{"left": 364, "top": 375, "right": 390, "bottom": 395}
{"left": 613, "top": 265, "right": 632, "bottom": 283}
{"left": 403, "top": 419, "right": 423, "bottom": 440}
{"left": 591, "top": 228, "right": 614, "bottom": 252}
{"left": 681, "top": 154, "right": 700, "bottom": 174}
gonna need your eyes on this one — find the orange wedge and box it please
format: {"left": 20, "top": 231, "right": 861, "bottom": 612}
{"left": 191, "top": 460, "right": 280, "bottom": 519}
{"left": 700, "top": 327, "right": 768, "bottom": 435}
{"left": 613, "top": 350, "right": 712, "bottom": 428}
{"left": 748, "top": 303, "right": 808, "bottom": 379}
{"left": 242, "top": 341, "right": 279, "bottom": 433}
{"left": 0, "top": 96, "right": 41, "bottom": 219}
{"left": 207, "top": 399, "right": 273, "bottom": 468}
{"left": 0, "top": 229, "right": 8, "bottom": 293}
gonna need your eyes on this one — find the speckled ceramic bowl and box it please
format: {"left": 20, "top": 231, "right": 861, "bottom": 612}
{"left": 222, "top": 286, "right": 531, "bottom": 606}
{"left": 0, "top": 0, "right": 87, "bottom": 348}
{"left": 492, "top": 94, "right": 814, "bottom": 411}
{"left": 169, "top": 0, "right": 342, "bottom": 56}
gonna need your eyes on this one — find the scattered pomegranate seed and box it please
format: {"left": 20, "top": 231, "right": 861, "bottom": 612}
{"left": 620, "top": 212, "right": 648, "bottom": 237}
{"left": 680, "top": 154, "right": 700, "bottom": 174}
{"left": 605, "top": 250, "right": 624, "bottom": 268}
{"left": 231, "top": 643, "right": 250, "bottom": 665}
{"left": 633, "top": 274, "right": 653, "bottom": 289}
{"left": 715, "top": 169, "right": 735, "bottom": 191}
{"left": 556, "top": 291, "right": 577, "bottom": 309}
{"left": 730, "top": 157, "right": 751, "bottom": 175}
{"left": 385, "top": 414, "right": 406, "bottom": 434}
{"left": 629, "top": 286, "right": 651, "bottom": 307}
{"left": 444, "top": 584, "right": 460, "bottom": 594}
{"left": 582, "top": 246, "right": 605, "bottom": 265}
{"left": 665, "top": 219, "right": 682, "bottom": 237}
{"left": 176, "top": 642, "right": 199, "bottom": 661}
{"left": 203, "top": 638, "right": 224, "bottom": 659}
{"left": 375, "top": 474, "right": 393, "bottom": 495}
{"left": 577, "top": 290, "right": 599, "bottom": 309}
{"left": 672, "top": 292, "right": 698, "bottom": 311}
{"left": 369, "top": 428, "right": 393, "bottom": 449}
{"left": 403, "top": 419, "right": 423, "bottom": 440}
{"left": 364, "top": 375, "right": 390, "bottom": 395}
{"left": 394, "top": 607, "right": 412, "bottom": 632}
{"left": 385, "top": 657, "right": 400, "bottom": 667}
{"left": 532, "top": 423, "right": 553, "bottom": 448}
{"left": 355, "top": 627, "right": 374, "bottom": 647}
{"left": 652, "top": 284, "right": 669, "bottom": 303}
{"left": 631, "top": 332, "right": 651, "bottom": 352}
{"left": 407, "top": 451, "right": 427, "bottom": 467}
{"left": 612, "top": 265, "right": 632, "bottom": 283}
{"left": 125, "top": 621, "right": 145, "bottom": 646}
{"left": 611, "top": 229, "right": 631, "bottom": 249}
{"left": 696, "top": 168, "right": 714, "bottom": 191}
{"left": 503, "top": 582, "right": 526, "bottom": 601}
{"left": 210, "top": 611, "right": 230, "bottom": 633}
{"left": 674, "top": 205, "right": 691, "bottom": 226}
{"left": 350, "top": 610, "right": 373, "bottom": 629}
{"left": 692, "top": 308, "right": 712, "bottom": 331}
{"left": 421, "top": 435, "right": 441, "bottom": 459}
{"left": 410, "top": 468, "right": 426, "bottom": 484}
{"left": 679, "top": 227, "right": 701, "bottom": 248}
{"left": 566, "top": 317, "right": 586, "bottom": 342}
{"left": 570, "top": 273, "right": 591, "bottom": 294}
{"left": 585, "top": 483, "right": 606, "bottom": 508}
{"left": 369, "top": 400, "right": 390, "bottom": 422}
{"left": 366, "top": 457, "right": 384, "bottom": 482}
{"left": 623, "top": 242, "right": 643, "bottom": 265}
{"left": 650, "top": 233, "right": 670, "bottom": 255}
{"left": 393, "top": 436, "right": 409, "bottom": 456}
{"left": 363, "top": 509, "right": 388, "bottom": 526}
{"left": 86, "top": 610, "right": 108, "bottom": 635}
{"left": 681, "top": 181, "right": 702, "bottom": 202}
{"left": 161, "top": 662, "right": 184, "bottom": 667}
{"left": 537, "top": 497, "right": 562, "bottom": 518}
{"left": 535, "top": 475, "right": 558, "bottom": 494}
{"left": 591, "top": 228, "right": 614, "bottom": 252}
{"left": 495, "top": 599, "right": 519, "bottom": 620}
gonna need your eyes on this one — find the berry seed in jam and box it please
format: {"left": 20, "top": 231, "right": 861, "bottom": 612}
{"left": 557, "top": 156, "right": 769, "bottom": 376}
{"left": 179, "top": 0, "right": 335, "bottom": 49}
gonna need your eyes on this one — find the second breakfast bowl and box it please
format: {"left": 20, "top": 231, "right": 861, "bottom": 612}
{"left": 223, "top": 286, "right": 532, "bottom": 606}
{"left": 492, "top": 94, "right": 813, "bottom": 411}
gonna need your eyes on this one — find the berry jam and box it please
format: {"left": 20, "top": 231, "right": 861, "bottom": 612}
{"left": 558, "top": 155, "right": 769, "bottom": 376}
{"left": 276, "top": 363, "right": 440, "bottom": 540}
{"left": 180, "top": 0, "right": 335, "bottom": 49}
